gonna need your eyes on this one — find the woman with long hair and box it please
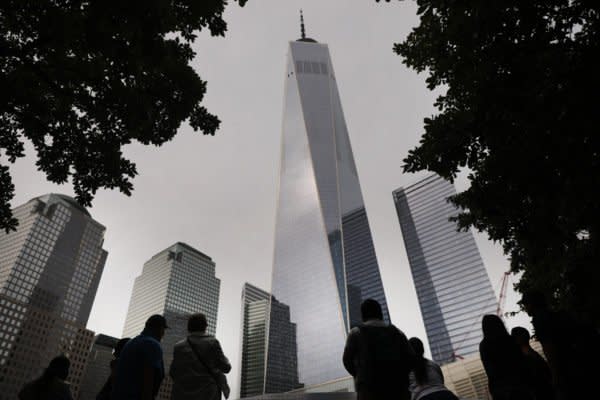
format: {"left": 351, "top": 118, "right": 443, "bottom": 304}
{"left": 408, "top": 337, "right": 458, "bottom": 400}
{"left": 18, "top": 355, "right": 72, "bottom": 400}
{"left": 479, "top": 314, "right": 534, "bottom": 400}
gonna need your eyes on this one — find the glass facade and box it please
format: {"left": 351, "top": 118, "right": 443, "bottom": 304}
{"left": 393, "top": 175, "right": 498, "bottom": 364}
{"left": 122, "top": 242, "right": 220, "bottom": 400}
{"left": 0, "top": 194, "right": 106, "bottom": 398}
{"left": 268, "top": 39, "right": 389, "bottom": 390}
{"left": 240, "top": 284, "right": 270, "bottom": 398}
{"left": 240, "top": 283, "right": 303, "bottom": 398}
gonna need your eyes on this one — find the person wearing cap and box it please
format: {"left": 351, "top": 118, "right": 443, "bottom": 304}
{"left": 112, "top": 315, "right": 168, "bottom": 400}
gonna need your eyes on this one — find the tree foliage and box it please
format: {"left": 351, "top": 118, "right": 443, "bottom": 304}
{"left": 395, "top": 1, "right": 600, "bottom": 322}
{"left": 0, "top": 0, "right": 247, "bottom": 232}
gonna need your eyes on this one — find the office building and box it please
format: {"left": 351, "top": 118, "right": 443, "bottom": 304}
{"left": 0, "top": 194, "right": 107, "bottom": 398}
{"left": 268, "top": 21, "right": 389, "bottom": 389}
{"left": 122, "top": 242, "right": 220, "bottom": 400}
{"left": 393, "top": 175, "right": 497, "bottom": 363}
{"left": 79, "top": 334, "right": 118, "bottom": 400}
{"left": 240, "top": 283, "right": 302, "bottom": 398}
{"left": 240, "top": 284, "right": 270, "bottom": 398}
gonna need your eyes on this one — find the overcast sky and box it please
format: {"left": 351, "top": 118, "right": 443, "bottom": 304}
{"left": 10, "top": 1, "right": 531, "bottom": 396}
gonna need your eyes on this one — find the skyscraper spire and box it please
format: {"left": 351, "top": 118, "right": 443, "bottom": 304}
{"left": 300, "top": 9, "right": 306, "bottom": 39}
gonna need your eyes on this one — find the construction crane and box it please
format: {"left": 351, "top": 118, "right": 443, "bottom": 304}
{"left": 496, "top": 271, "right": 511, "bottom": 320}
{"left": 446, "top": 270, "right": 512, "bottom": 362}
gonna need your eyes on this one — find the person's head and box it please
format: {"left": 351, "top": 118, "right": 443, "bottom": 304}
{"left": 114, "top": 338, "right": 131, "bottom": 358}
{"left": 511, "top": 326, "right": 531, "bottom": 347}
{"left": 361, "top": 299, "right": 383, "bottom": 322}
{"left": 408, "top": 337, "right": 425, "bottom": 357}
{"left": 188, "top": 313, "right": 208, "bottom": 333}
{"left": 482, "top": 314, "right": 509, "bottom": 340}
{"left": 43, "top": 355, "right": 70, "bottom": 381}
{"left": 521, "top": 289, "right": 548, "bottom": 316}
{"left": 408, "top": 337, "right": 427, "bottom": 384}
{"left": 144, "top": 314, "right": 168, "bottom": 341}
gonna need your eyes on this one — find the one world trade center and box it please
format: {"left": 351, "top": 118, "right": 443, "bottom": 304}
{"left": 266, "top": 18, "right": 390, "bottom": 392}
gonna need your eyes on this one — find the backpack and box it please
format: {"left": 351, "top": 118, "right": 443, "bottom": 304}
{"left": 359, "top": 324, "right": 413, "bottom": 393}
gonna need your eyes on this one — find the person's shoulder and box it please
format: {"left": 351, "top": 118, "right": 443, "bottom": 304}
{"left": 48, "top": 378, "right": 71, "bottom": 398}
{"left": 18, "top": 381, "right": 36, "bottom": 400}
{"left": 347, "top": 326, "right": 362, "bottom": 338}
{"left": 388, "top": 323, "right": 406, "bottom": 334}
{"left": 387, "top": 323, "right": 409, "bottom": 340}
{"left": 137, "top": 335, "right": 162, "bottom": 351}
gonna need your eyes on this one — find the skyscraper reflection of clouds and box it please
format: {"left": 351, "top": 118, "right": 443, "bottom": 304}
{"left": 267, "top": 31, "right": 389, "bottom": 391}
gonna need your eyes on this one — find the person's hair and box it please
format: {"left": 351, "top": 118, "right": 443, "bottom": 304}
{"left": 361, "top": 299, "right": 383, "bottom": 321}
{"left": 521, "top": 289, "right": 547, "bottom": 310}
{"left": 144, "top": 314, "right": 167, "bottom": 331}
{"left": 482, "top": 314, "right": 509, "bottom": 340}
{"left": 188, "top": 313, "right": 208, "bottom": 332}
{"left": 114, "top": 338, "right": 131, "bottom": 358}
{"left": 43, "top": 355, "right": 70, "bottom": 381}
{"left": 511, "top": 326, "right": 531, "bottom": 346}
{"left": 409, "top": 337, "right": 428, "bottom": 385}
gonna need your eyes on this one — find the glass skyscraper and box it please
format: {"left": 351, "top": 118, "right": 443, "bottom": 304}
{"left": 267, "top": 31, "right": 389, "bottom": 390}
{"left": 122, "top": 242, "right": 221, "bottom": 400}
{"left": 240, "top": 283, "right": 302, "bottom": 398}
{"left": 240, "top": 284, "right": 270, "bottom": 398}
{"left": 393, "top": 175, "right": 498, "bottom": 364}
{"left": 0, "top": 194, "right": 107, "bottom": 398}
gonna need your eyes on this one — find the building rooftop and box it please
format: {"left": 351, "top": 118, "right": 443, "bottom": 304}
{"left": 33, "top": 193, "right": 91, "bottom": 217}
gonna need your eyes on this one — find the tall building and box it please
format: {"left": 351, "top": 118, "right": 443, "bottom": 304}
{"left": 393, "top": 175, "right": 498, "bottom": 364}
{"left": 240, "top": 284, "right": 270, "bottom": 398}
{"left": 122, "top": 242, "right": 220, "bottom": 400}
{"left": 267, "top": 22, "right": 389, "bottom": 390}
{"left": 79, "top": 334, "right": 118, "bottom": 400}
{"left": 0, "top": 194, "right": 107, "bottom": 398}
{"left": 240, "top": 283, "right": 302, "bottom": 398}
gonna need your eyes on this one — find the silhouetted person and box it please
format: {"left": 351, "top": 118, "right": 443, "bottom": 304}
{"left": 510, "top": 327, "right": 554, "bottom": 400}
{"left": 97, "top": 338, "right": 131, "bottom": 400}
{"left": 521, "top": 290, "right": 599, "bottom": 400}
{"left": 479, "top": 315, "right": 534, "bottom": 400}
{"left": 408, "top": 337, "right": 458, "bottom": 400}
{"left": 169, "top": 313, "right": 231, "bottom": 400}
{"left": 19, "top": 355, "right": 73, "bottom": 400}
{"left": 343, "top": 299, "right": 415, "bottom": 400}
{"left": 112, "top": 315, "right": 168, "bottom": 400}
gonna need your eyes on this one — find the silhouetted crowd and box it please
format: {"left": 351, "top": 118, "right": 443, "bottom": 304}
{"left": 18, "top": 313, "right": 230, "bottom": 400}
{"left": 342, "top": 292, "right": 599, "bottom": 400}
{"left": 18, "top": 290, "right": 599, "bottom": 400}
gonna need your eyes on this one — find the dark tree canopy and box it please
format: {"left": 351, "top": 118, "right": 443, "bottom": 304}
{"left": 0, "top": 0, "right": 247, "bottom": 232}
{"left": 395, "top": 1, "right": 600, "bottom": 322}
